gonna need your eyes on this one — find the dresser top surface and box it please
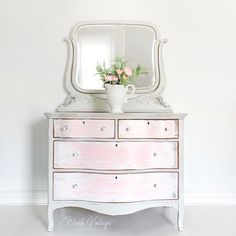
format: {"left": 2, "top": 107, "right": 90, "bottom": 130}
{"left": 45, "top": 112, "right": 187, "bottom": 119}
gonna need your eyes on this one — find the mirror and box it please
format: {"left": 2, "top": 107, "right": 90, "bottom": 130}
{"left": 57, "top": 21, "right": 170, "bottom": 112}
{"left": 71, "top": 23, "right": 159, "bottom": 94}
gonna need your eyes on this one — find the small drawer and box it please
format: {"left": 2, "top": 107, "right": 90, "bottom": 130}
{"left": 54, "top": 172, "right": 178, "bottom": 202}
{"left": 54, "top": 141, "right": 178, "bottom": 169}
{"left": 119, "top": 120, "right": 178, "bottom": 139}
{"left": 54, "top": 119, "right": 115, "bottom": 138}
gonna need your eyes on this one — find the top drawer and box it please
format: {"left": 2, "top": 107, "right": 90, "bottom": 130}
{"left": 118, "top": 119, "right": 178, "bottom": 139}
{"left": 54, "top": 119, "right": 115, "bottom": 138}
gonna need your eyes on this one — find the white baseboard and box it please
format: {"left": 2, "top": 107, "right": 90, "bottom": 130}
{"left": 185, "top": 189, "right": 236, "bottom": 205}
{"left": 0, "top": 189, "right": 236, "bottom": 205}
{"left": 0, "top": 190, "right": 47, "bottom": 205}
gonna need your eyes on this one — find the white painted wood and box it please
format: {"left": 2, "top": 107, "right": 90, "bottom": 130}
{"left": 177, "top": 119, "right": 184, "bottom": 231}
{"left": 45, "top": 112, "right": 186, "bottom": 119}
{"left": 44, "top": 21, "right": 187, "bottom": 230}
{"left": 54, "top": 141, "right": 178, "bottom": 169}
{"left": 54, "top": 172, "right": 178, "bottom": 202}
{"left": 55, "top": 21, "right": 171, "bottom": 112}
{"left": 47, "top": 119, "right": 54, "bottom": 232}
{"left": 46, "top": 114, "right": 186, "bottom": 232}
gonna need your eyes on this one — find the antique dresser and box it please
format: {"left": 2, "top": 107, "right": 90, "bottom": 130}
{"left": 45, "top": 21, "right": 186, "bottom": 232}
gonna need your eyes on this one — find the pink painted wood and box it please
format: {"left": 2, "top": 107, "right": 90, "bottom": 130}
{"left": 54, "top": 172, "right": 178, "bottom": 202}
{"left": 119, "top": 120, "right": 179, "bottom": 139}
{"left": 54, "top": 119, "right": 115, "bottom": 138}
{"left": 54, "top": 141, "right": 178, "bottom": 169}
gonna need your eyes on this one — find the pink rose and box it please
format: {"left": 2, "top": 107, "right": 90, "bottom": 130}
{"left": 111, "top": 75, "right": 118, "bottom": 81}
{"left": 124, "top": 66, "right": 132, "bottom": 76}
{"left": 116, "top": 69, "right": 123, "bottom": 75}
{"left": 105, "top": 75, "right": 113, "bottom": 81}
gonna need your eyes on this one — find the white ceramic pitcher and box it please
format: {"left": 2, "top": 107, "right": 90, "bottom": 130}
{"left": 105, "top": 84, "right": 136, "bottom": 113}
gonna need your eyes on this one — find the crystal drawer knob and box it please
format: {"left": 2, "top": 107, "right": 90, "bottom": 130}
{"left": 101, "top": 127, "right": 107, "bottom": 131}
{"left": 72, "top": 152, "right": 79, "bottom": 157}
{"left": 153, "top": 153, "right": 158, "bottom": 157}
{"left": 153, "top": 184, "right": 157, "bottom": 188}
{"left": 126, "top": 127, "right": 130, "bottom": 132}
{"left": 164, "top": 127, "right": 168, "bottom": 132}
{"left": 72, "top": 184, "right": 78, "bottom": 189}
{"left": 62, "top": 126, "right": 68, "bottom": 131}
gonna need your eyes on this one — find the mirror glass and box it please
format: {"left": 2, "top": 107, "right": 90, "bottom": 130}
{"left": 74, "top": 24, "right": 157, "bottom": 92}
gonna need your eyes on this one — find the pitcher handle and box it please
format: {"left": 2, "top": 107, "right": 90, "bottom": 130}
{"left": 125, "top": 84, "right": 135, "bottom": 103}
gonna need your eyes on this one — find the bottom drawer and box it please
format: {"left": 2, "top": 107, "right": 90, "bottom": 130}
{"left": 54, "top": 172, "right": 178, "bottom": 202}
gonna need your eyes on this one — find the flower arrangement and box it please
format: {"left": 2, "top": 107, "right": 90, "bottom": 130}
{"left": 96, "top": 57, "right": 147, "bottom": 86}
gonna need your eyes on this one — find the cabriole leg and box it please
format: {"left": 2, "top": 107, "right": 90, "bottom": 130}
{"left": 48, "top": 208, "right": 54, "bottom": 232}
{"left": 177, "top": 205, "right": 184, "bottom": 231}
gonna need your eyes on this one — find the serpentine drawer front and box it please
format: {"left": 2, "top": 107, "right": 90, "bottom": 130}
{"left": 54, "top": 119, "right": 115, "bottom": 138}
{"left": 54, "top": 172, "right": 178, "bottom": 202}
{"left": 118, "top": 120, "right": 178, "bottom": 139}
{"left": 54, "top": 141, "right": 178, "bottom": 169}
{"left": 45, "top": 113, "right": 186, "bottom": 232}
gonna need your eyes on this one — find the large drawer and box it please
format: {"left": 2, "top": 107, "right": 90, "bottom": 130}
{"left": 54, "top": 141, "right": 178, "bottom": 169}
{"left": 118, "top": 120, "right": 178, "bottom": 139}
{"left": 54, "top": 172, "right": 178, "bottom": 202}
{"left": 54, "top": 119, "right": 115, "bottom": 138}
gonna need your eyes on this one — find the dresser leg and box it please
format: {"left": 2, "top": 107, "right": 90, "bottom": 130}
{"left": 177, "top": 207, "right": 184, "bottom": 231}
{"left": 48, "top": 208, "right": 54, "bottom": 232}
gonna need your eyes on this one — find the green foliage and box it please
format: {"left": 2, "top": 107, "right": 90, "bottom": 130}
{"left": 96, "top": 57, "right": 148, "bottom": 86}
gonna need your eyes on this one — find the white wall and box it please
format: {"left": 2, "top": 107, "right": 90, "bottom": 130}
{"left": 0, "top": 0, "right": 236, "bottom": 204}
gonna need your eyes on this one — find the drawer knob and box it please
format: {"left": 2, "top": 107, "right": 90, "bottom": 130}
{"left": 62, "top": 126, "right": 68, "bottom": 131}
{"left": 153, "top": 184, "right": 158, "bottom": 188}
{"left": 153, "top": 152, "right": 158, "bottom": 157}
{"left": 72, "top": 152, "right": 79, "bottom": 157}
{"left": 72, "top": 184, "right": 78, "bottom": 189}
{"left": 126, "top": 127, "right": 130, "bottom": 132}
{"left": 101, "top": 127, "right": 107, "bottom": 131}
{"left": 164, "top": 127, "right": 168, "bottom": 132}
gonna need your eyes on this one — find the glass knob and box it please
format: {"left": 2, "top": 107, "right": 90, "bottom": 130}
{"left": 153, "top": 153, "right": 158, "bottom": 157}
{"left": 126, "top": 127, "right": 130, "bottom": 132}
{"left": 164, "top": 127, "right": 168, "bottom": 132}
{"left": 72, "top": 184, "right": 78, "bottom": 189}
{"left": 72, "top": 152, "right": 79, "bottom": 157}
{"left": 153, "top": 184, "right": 157, "bottom": 188}
{"left": 101, "top": 127, "right": 107, "bottom": 131}
{"left": 62, "top": 126, "right": 68, "bottom": 131}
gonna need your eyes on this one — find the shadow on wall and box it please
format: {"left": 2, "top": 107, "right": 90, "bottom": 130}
{"left": 31, "top": 118, "right": 48, "bottom": 203}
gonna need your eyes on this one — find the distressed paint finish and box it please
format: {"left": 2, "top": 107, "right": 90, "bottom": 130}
{"left": 45, "top": 112, "right": 187, "bottom": 232}
{"left": 54, "top": 172, "right": 178, "bottom": 202}
{"left": 119, "top": 119, "right": 178, "bottom": 139}
{"left": 54, "top": 119, "right": 115, "bottom": 138}
{"left": 54, "top": 141, "right": 178, "bottom": 169}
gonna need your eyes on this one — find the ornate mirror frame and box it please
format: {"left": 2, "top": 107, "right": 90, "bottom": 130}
{"left": 57, "top": 21, "right": 172, "bottom": 112}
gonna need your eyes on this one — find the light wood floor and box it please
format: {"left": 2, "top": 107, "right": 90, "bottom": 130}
{"left": 0, "top": 205, "right": 235, "bottom": 236}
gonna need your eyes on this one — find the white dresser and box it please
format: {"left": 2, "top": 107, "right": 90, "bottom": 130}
{"left": 45, "top": 112, "right": 186, "bottom": 231}
{"left": 45, "top": 21, "right": 187, "bottom": 232}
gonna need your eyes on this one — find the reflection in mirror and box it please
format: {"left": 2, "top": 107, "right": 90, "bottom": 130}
{"left": 76, "top": 25, "right": 156, "bottom": 91}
